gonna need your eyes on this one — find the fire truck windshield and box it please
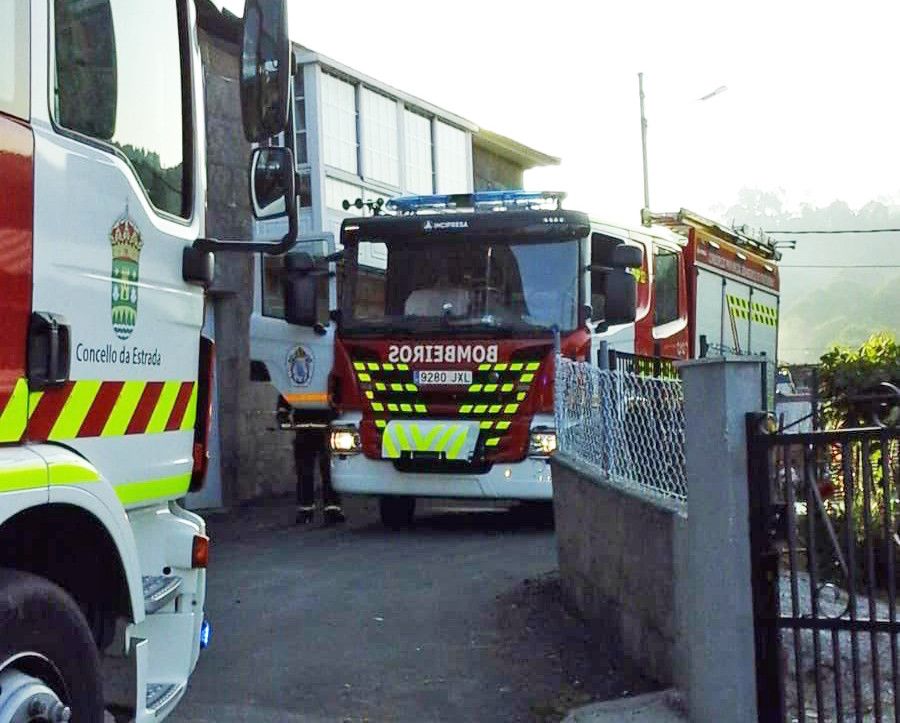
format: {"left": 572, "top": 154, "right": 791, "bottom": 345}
{"left": 343, "top": 237, "right": 580, "bottom": 336}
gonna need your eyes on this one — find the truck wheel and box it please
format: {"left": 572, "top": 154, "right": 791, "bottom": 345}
{"left": 0, "top": 568, "right": 104, "bottom": 723}
{"left": 379, "top": 496, "right": 416, "bottom": 529}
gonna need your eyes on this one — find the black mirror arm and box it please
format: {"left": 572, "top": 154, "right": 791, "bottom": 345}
{"left": 192, "top": 198, "right": 299, "bottom": 255}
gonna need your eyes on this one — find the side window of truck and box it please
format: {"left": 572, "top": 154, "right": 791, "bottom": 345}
{"left": 0, "top": 1, "right": 29, "bottom": 120}
{"left": 654, "top": 247, "right": 680, "bottom": 326}
{"left": 53, "top": 0, "right": 190, "bottom": 219}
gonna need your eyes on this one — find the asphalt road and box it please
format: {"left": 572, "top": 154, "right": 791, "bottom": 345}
{"left": 170, "top": 497, "right": 643, "bottom": 723}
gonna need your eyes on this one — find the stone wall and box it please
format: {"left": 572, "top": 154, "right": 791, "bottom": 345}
{"left": 551, "top": 452, "right": 688, "bottom": 689}
{"left": 199, "top": 27, "right": 296, "bottom": 505}
{"left": 473, "top": 145, "right": 524, "bottom": 190}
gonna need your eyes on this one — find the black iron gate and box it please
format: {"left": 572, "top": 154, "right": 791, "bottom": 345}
{"left": 748, "top": 413, "right": 900, "bottom": 722}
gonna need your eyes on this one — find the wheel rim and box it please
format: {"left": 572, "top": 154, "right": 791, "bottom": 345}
{"left": 0, "top": 654, "right": 71, "bottom": 723}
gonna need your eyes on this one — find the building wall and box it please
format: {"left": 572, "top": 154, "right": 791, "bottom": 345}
{"left": 473, "top": 145, "right": 525, "bottom": 190}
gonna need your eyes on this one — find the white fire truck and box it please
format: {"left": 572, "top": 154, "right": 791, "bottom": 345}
{"left": 0, "top": 1, "right": 297, "bottom": 720}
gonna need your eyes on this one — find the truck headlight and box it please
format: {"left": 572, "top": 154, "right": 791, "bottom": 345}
{"left": 329, "top": 426, "right": 361, "bottom": 455}
{"left": 529, "top": 429, "right": 557, "bottom": 458}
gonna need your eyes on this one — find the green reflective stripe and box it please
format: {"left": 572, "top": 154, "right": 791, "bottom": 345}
{"left": 517, "top": 392, "right": 527, "bottom": 401}
{"left": 446, "top": 428, "right": 469, "bottom": 460}
{"left": 375, "top": 382, "right": 387, "bottom": 391}
{"left": 397, "top": 364, "right": 409, "bottom": 371}
{"left": 485, "top": 437, "right": 500, "bottom": 447}
{"left": 115, "top": 473, "right": 191, "bottom": 506}
{"left": 496, "top": 421, "right": 511, "bottom": 431}
{"left": 501, "top": 384, "right": 514, "bottom": 393}
{"left": 459, "top": 405, "right": 473, "bottom": 414}
{"left": 504, "top": 403, "right": 519, "bottom": 414}
{"left": 480, "top": 421, "right": 493, "bottom": 430}
{"left": 358, "top": 373, "right": 372, "bottom": 382}
{"left": 526, "top": 362, "right": 540, "bottom": 371}
{"left": 48, "top": 462, "right": 101, "bottom": 485}
{"left": 390, "top": 383, "right": 404, "bottom": 392}
{"left": 483, "top": 384, "right": 498, "bottom": 393}
{"left": 375, "top": 420, "right": 387, "bottom": 429}
{"left": 383, "top": 363, "right": 395, "bottom": 371}
{"left": 28, "top": 392, "right": 44, "bottom": 418}
{"left": 0, "top": 464, "right": 46, "bottom": 492}
{"left": 474, "top": 404, "right": 488, "bottom": 414}
{"left": 388, "top": 403, "right": 399, "bottom": 412}
{"left": 494, "top": 363, "right": 508, "bottom": 371}
{"left": 410, "top": 424, "right": 444, "bottom": 450}
{"left": 372, "top": 402, "right": 385, "bottom": 412}
{"left": 434, "top": 426, "right": 457, "bottom": 452}
{"left": 353, "top": 362, "right": 366, "bottom": 370}
{"left": 394, "top": 425, "right": 411, "bottom": 451}
{"left": 478, "top": 364, "right": 491, "bottom": 371}
{"left": 489, "top": 404, "right": 502, "bottom": 414}
{"left": 510, "top": 363, "right": 524, "bottom": 372}
{"left": 0, "top": 379, "right": 28, "bottom": 442}
{"left": 102, "top": 381, "right": 146, "bottom": 437}
{"left": 520, "top": 373, "right": 535, "bottom": 384}
{"left": 383, "top": 429, "right": 398, "bottom": 457}
{"left": 146, "top": 381, "right": 182, "bottom": 434}
{"left": 405, "top": 384, "right": 417, "bottom": 392}
{"left": 468, "top": 384, "right": 483, "bottom": 393}
{"left": 365, "top": 391, "right": 375, "bottom": 399}
{"left": 176, "top": 384, "right": 199, "bottom": 431}
{"left": 47, "top": 381, "right": 100, "bottom": 440}
{"left": 414, "top": 404, "right": 427, "bottom": 413}
{"left": 400, "top": 403, "right": 413, "bottom": 413}
{"left": 367, "top": 362, "right": 379, "bottom": 370}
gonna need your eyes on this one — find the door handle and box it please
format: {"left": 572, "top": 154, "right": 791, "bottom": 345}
{"left": 28, "top": 312, "right": 71, "bottom": 389}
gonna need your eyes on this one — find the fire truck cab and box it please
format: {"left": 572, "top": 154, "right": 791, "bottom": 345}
{"left": 283, "top": 191, "right": 641, "bottom": 525}
{"left": 0, "top": 1, "right": 295, "bottom": 720}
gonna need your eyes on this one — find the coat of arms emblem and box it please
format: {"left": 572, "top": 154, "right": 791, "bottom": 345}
{"left": 110, "top": 216, "right": 143, "bottom": 340}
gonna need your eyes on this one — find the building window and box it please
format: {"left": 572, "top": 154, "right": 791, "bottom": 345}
{"left": 654, "top": 248, "right": 680, "bottom": 326}
{"left": 435, "top": 121, "right": 468, "bottom": 193}
{"left": 293, "top": 72, "right": 308, "bottom": 165}
{"left": 321, "top": 73, "right": 358, "bottom": 174}
{"left": 0, "top": 0, "right": 28, "bottom": 120}
{"left": 54, "top": 0, "right": 189, "bottom": 218}
{"left": 360, "top": 88, "right": 399, "bottom": 186}
{"left": 404, "top": 110, "right": 433, "bottom": 194}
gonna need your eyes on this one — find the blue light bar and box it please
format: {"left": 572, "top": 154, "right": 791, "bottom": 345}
{"left": 200, "top": 618, "right": 211, "bottom": 649}
{"left": 387, "top": 190, "right": 566, "bottom": 214}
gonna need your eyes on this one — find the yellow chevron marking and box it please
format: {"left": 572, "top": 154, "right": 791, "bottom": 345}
{"left": 0, "top": 379, "right": 28, "bottom": 442}
{"left": 101, "top": 381, "right": 146, "bottom": 437}
{"left": 28, "top": 391, "right": 44, "bottom": 418}
{"left": 181, "top": 384, "right": 199, "bottom": 430}
{"left": 48, "top": 380, "right": 102, "bottom": 441}
{"left": 446, "top": 428, "right": 469, "bottom": 460}
{"left": 146, "top": 381, "right": 182, "bottom": 434}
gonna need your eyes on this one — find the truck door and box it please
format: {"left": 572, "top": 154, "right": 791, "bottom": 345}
{"left": 0, "top": 0, "right": 32, "bottom": 446}
{"left": 648, "top": 245, "right": 689, "bottom": 359}
{"left": 29, "top": 1, "right": 205, "bottom": 501}
{"left": 250, "top": 239, "right": 335, "bottom": 411}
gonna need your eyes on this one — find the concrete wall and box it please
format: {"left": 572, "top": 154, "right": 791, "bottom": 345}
{"left": 551, "top": 452, "right": 688, "bottom": 689}
{"left": 473, "top": 145, "right": 525, "bottom": 190}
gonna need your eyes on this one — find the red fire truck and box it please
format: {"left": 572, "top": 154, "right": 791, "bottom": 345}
{"left": 591, "top": 208, "right": 780, "bottom": 377}
{"left": 280, "top": 192, "right": 641, "bottom": 526}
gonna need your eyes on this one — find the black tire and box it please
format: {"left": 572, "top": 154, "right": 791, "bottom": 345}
{"left": 0, "top": 568, "right": 104, "bottom": 722}
{"left": 379, "top": 496, "right": 416, "bottom": 529}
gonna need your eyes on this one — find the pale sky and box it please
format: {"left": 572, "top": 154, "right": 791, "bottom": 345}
{"left": 224, "top": 0, "right": 900, "bottom": 225}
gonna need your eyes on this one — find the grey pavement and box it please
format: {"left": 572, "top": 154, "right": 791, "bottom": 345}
{"left": 562, "top": 691, "right": 686, "bottom": 723}
{"left": 169, "top": 496, "right": 611, "bottom": 722}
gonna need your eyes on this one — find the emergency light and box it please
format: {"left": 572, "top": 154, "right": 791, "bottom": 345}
{"left": 387, "top": 190, "right": 566, "bottom": 214}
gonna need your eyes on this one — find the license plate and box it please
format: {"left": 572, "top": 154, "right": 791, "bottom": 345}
{"left": 413, "top": 370, "right": 473, "bottom": 386}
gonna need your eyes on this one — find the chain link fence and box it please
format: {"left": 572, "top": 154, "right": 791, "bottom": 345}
{"left": 555, "top": 356, "right": 687, "bottom": 506}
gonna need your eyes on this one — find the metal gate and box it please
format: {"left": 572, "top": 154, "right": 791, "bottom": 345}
{"left": 747, "top": 411, "right": 900, "bottom": 722}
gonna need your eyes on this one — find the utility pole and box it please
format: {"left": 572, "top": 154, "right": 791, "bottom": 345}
{"left": 638, "top": 72, "right": 650, "bottom": 222}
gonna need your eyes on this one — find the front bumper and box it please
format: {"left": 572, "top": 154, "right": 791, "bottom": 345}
{"left": 330, "top": 453, "right": 553, "bottom": 500}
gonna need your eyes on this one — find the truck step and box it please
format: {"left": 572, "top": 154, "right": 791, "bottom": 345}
{"left": 145, "top": 682, "right": 184, "bottom": 716}
{"left": 142, "top": 575, "right": 183, "bottom": 614}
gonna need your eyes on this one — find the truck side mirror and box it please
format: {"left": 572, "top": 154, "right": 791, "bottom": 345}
{"left": 240, "top": 0, "right": 290, "bottom": 143}
{"left": 284, "top": 252, "right": 319, "bottom": 326}
{"left": 250, "top": 147, "right": 295, "bottom": 220}
{"left": 611, "top": 244, "right": 643, "bottom": 269}
{"left": 602, "top": 270, "right": 637, "bottom": 326}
